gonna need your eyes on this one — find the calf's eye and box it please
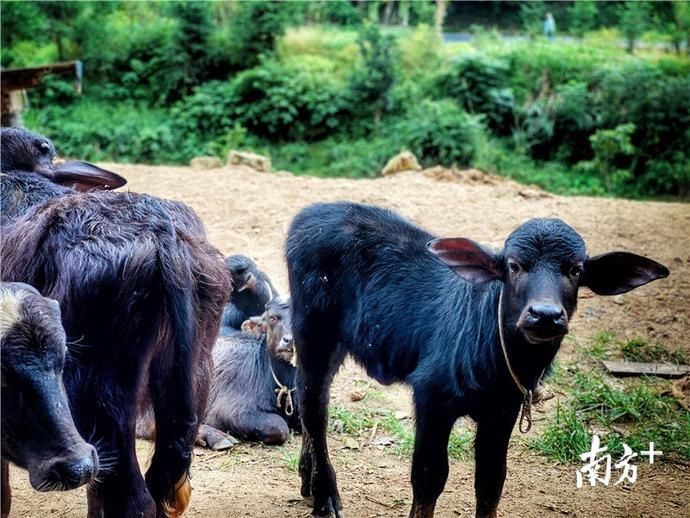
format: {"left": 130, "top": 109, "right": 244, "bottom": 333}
{"left": 508, "top": 260, "right": 521, "bottom": 274}
{"left": 569, "top": 264, "right": 583, "bottom": 278}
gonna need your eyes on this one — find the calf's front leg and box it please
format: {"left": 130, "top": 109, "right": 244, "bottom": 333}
{"left": 409, "top": 394, "right": 456, "bottom": 518}
{"left": 474, "top": 407, "right": 519, "bottom": 518}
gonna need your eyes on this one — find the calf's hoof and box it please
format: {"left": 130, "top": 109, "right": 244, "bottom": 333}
{"left": 313, "top": 497, "right": 344, "bottom": 518}
{"left": 162, "top": 475, "right": 192, "bottom": 517}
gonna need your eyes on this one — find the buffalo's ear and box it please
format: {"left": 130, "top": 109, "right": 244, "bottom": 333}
{"left": 241, "top": 316, "right": 267, "bottom": 334}
{"left": 427, "top": 238, "right": 502, "bottom": 284}
{"left": 581, "top": 252, "right": 669, "bottom": 296}
{"left": 44, "top": 161, "right": 127, "bottom": 192}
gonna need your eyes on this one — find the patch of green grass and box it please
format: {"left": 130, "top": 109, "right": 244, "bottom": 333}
{"left": 278, "top": 447, "right": 299, "bottom": 473}
{"left": 620, "top": 337, "right": 689, "bottom": 365}
{"left": 581, "top": 330, "right": 617, "bottom": 360}
{"left": 532, "top": 369, "right": 690, "bottom": 462}
{"left": 329, "top": 405, "right": 474, "bottom": 460}
{"left": 530, "top": 403, "right": 592, "bottom": 463}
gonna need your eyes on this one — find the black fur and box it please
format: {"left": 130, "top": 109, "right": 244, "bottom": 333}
{"left": 285, "top": 201, "right": 669, "bottom": 518}
{"left": 0, "top": 128, "right": 230, "bottom": 518}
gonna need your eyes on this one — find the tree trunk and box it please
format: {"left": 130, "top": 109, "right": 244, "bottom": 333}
{"left": 435, "top": 0, "right": 447, "bottom": 38}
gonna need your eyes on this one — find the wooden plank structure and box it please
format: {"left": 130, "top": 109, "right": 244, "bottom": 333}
{"left": 602, "top": 360, "right": 690, "bottom": 379}
{"left": 1, "top": 60, "right": 82, "bottom": 127}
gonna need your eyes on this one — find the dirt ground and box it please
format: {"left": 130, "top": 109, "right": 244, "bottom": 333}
{"left": 8, "top": 164, "right": 690, "bottom": 517}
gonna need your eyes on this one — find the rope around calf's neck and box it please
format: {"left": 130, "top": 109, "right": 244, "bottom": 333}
{"left": 497, "top": 288, "right": 545, "bottom": 434}
{"left": 269, "top": 363, "right": 296, "bottom": 416}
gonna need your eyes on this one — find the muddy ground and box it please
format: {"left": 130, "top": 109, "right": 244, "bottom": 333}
{"left": 8, "top": 164, "right": 690, "bottom": 517}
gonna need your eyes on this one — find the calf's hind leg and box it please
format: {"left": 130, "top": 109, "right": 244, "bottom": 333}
{"left": 145, "top": 343, "right": 202, "bottom": 518}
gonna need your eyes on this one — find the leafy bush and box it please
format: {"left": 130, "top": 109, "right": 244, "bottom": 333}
{"left": 171, "top": 80, "right": 237, "bottom": 138}
{"left": 25, "top": 100, "right": 186, "bottom": 164}
{"left": 230, "top": 58, "right": 351, "bottom": 141}
{"left": 435, "top": 55, "right": 514, "bottom": 134}
{"left": 577, "top": 123, "right": 636, "bottom": 193}
{"left": 277, "top": 26, "right": 359, "bottom": 77}
{"left": 569, "top": 1, "right": 598, "bottom": 38}
{"left": 395, "top": 99, "right": 482, "bottom": 167}
{"left": 349, "top": 24, "right": 398, "bottom": 124}
{"left": 397, "top": 24, "right": 442, "bottom": 80}
{"left": 227, "top": 0, "right": 300, "bottom": 69}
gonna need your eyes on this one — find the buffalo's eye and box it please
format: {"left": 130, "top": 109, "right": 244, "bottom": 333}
{"left": 269, "top": 315, "right": 278, "bottom": 324}
{"left": 568, "top": 264, "right": 583, "bottom": 279}
{"left": 508, "top": 260, "right": 521, "bottom": 274}
{"left": 38, "top": 141, "right": 51, "bottom": 155}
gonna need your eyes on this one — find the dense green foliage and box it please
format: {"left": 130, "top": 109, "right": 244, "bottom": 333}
{"left": 5, "top": 1, "right": 690, "bottom": 197}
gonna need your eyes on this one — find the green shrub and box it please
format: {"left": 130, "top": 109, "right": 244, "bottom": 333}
{"left": 395, "top": 99, "right": 482, "bottom": 167}
{"left": 171, "top": 80, "right": 237, "bottom": 138}
{"left": 577, "top": 123, "right": 636, "bottom": 193}
{"left": 349, "top": 23, "right": 398, "bottom": 124}
{"left": 551, "top": 81, "right": 596, "bottom": 163}
{"left": 595, "top": 66, "right": 690, "bottom": 158}
{"left": 230, "top": 58, "right": 351, "bottom": 141}
{"left": 277, "top": 26, "right": 359, "bottom": 78}
{"left": 435, "top": 55, "right": 514, "bottom": 135}
{"left": 569, "top": 1, "right": 598, "bottom": 38}
{"left": 227, "top": 0, "right": 300, "bottom": 69}
{"left": 25, "top": 100, "right": 189, "bottom": 164}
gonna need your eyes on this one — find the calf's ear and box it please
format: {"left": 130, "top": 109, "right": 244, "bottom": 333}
{"left": 43, "top": 161, "right": 127, "bottom": 192}
{"left": 581, "top": 252, "right": 669, "bottom": 296}
{"left": 241, "top": 316, "right": 267, "bottom": 334}
{"left": 427, "top": 238, "right": 502, "bottom": 284}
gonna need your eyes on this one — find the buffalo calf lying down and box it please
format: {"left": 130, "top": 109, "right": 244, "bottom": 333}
{"left": 1, "top": 282, "right": 98, "bottom": 517}
{"left": 221, "top": 254, "right": 279, "bottom": 334}
{"left": 286, "top": 202, "right": 669, "bottom": 518}
{"left": 0, "top": 128, "right": 230, "bottom": 517}
{"left": 205, "top": 296, "right": 300, "bottom": 446}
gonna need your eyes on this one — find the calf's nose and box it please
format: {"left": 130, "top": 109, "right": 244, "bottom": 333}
{"left": 45, "top": 444, "right": 99, "bottom": 490}
{"left": 527, "top": 303, "right": 566, "bottom": 326}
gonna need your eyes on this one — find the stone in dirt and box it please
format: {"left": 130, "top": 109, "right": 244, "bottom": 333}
{"left": 381, "top": 151, "right": 422, "bottom": 176}
{"left": 227, "top": 150, "right": 272, "bottom": 172}
{"left": 190, "top": 156, "right": 223, "bottom": 169}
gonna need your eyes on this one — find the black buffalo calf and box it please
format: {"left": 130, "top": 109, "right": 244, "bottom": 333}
{"left": 205, "top": 296, "right": 300, "bottom": 445}
{"left": 1, "top": 283, "right": 98, "bottom": 517}
{"left": 285, "top": 202, "right": 669, "bottom": 518}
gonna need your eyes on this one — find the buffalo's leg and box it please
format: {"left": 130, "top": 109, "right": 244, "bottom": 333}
{"left": 409, "top": 392, "right": 456, "bottom": 518}
{"left": 145, "top": 345, "right": 200, "bottom": 518}
{"left": 299, "top": 430, "right": 314, "bottom": 499}
{"left": 85, "top": 412, "right": 155, "bottom": 518}
{"left": 296, "top": 334, "right": 345, "bottom": 517}
{"left": 1, "top": 459, "right": 10, "bottom": 518}
{"left": 474, "top": 408, "right": 518, "bottom": 518}
{"left": 196, "top": 424, "right": 238, "bottom": 451}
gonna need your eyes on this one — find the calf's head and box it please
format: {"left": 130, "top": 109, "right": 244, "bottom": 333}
{"left": 428, "top": 218, "right": 669, "bottom": 345}
{"left": 244, "top": 296, "right": 295, "bottom": 364}
{"left": 0, "top": 283, "right": 98, "bottom": 491}
{"left": 0, "top": 127, "right": 126, "bottom": 192}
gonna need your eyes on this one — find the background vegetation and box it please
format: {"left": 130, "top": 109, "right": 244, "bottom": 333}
{"left": 2, "top": 1, "right": 689, "bottom": 198}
